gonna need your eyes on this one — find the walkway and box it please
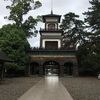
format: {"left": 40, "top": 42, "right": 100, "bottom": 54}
{"left": 18, "top": 76, "right": 73, "bottom": 100}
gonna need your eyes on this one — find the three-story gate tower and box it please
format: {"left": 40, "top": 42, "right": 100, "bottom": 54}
{"left": 29, "top": 11, "right": 78, "bottom": 76}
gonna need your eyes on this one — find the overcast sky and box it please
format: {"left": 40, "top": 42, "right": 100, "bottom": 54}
{"left": 0, "top": 0, "right": 91, "bottom": 47}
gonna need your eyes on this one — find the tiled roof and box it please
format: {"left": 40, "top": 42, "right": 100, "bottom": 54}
{"left": 42, "top": 12, "right": 61, "bottom": 22}
{"left": 0, "top": 50, "right": 13, "bottom": 62}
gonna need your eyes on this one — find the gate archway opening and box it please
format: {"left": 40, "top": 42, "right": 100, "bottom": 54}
{"left": 30, "top": 62, "right": 39, "bottom": 75}
{"left": 43, "top": 61, "right": 60, "bottom": 76}
{"left": 64, "top": 62, "right": 74, "bottom": 76}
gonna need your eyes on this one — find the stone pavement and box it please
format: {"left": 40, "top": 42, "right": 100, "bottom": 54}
{"left": 18, "top": 76, "right": 73, "bottom": 100}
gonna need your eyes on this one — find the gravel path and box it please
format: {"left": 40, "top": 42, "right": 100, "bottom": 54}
{"left": 0, "top": 76, "right": 100, "bottom": 100}
{"left": 0, "top": 76, "right": 42, "bottom": 100}
{"left": 60, "top": 77, "right": 100, "bottom": 100}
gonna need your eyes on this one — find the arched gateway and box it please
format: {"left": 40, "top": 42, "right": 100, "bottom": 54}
{"left": 28, "top": 12, "right": 78, "bottom": 76}
{"left": 43, "top": 61, "right": 60, "bottom": 75}
{"left": 29, "top": 51, "right": 78, "bottom": 76}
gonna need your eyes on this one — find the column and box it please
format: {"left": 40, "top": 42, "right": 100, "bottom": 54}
{"left": 59, "top": 65, "right": 64, "bottom": 76}
{"left": 39, "top": 65, "right": 43, "bottom": 76}
{"left": 73, "top": 64, "right": 79, "bottom": 76}
{"left": 25, "top": 63, "right": 30, "bottom": 76}
{"left": 1, "top": 62, "right": 4, "bottom": 81}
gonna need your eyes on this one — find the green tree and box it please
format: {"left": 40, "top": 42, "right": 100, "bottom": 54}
{"left": 77, "top": 31, "right": 100, "bottom": 76}
{"left": 60, "top": 12, "right": 85, "bottom": 48}
{"left": 5, "top": 0, "right": 42, "bottom": 37}
{"left": 83, "top": 0, "right": 100, "bottom": 31}
{"left": 76, "top": 0, "right": 100, "bottom": 76}
{"left": 0, "top": 0, "right": 42, "bottom": 76}
{"left": 77, "top": 36, "right": 100, "bottom": 76}
{"left": 0, "top": 24, "right": 30, "bottom": 76}
{"left": 83, "top": 0, "right": 100, "bottom": 52}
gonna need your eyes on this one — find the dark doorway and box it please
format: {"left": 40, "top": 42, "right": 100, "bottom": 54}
{"left": 64, "top": 62, "right": 73, "bottom": 75}
{"left": 30, "top": 62, "right": 39, "bottom": 75}
{"left": 43, "top": 61, "right": 60, "bottom": 75}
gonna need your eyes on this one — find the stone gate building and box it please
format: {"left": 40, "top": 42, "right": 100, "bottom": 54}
{"left": 28, "top": 12, "right": 78, "bottom": 76}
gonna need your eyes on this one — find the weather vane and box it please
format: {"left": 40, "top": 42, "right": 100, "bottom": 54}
{"left": 51, "top": 0, "right": 53, "bottom": 14}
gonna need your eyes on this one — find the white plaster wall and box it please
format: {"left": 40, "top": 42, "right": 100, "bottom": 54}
{"left": 46, "top": 18, "right": 58, "bottom": 22}
{"left": 42, "top": 39, "right": 61, "bottom": 48}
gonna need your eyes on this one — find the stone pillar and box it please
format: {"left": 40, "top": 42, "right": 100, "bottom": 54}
{"left": 0, "top": 62, "right": 4, "bottom": 81}
{"left": 59, "top": 65, "right": 64, "bottom": 76}
{"left": 39, "top": 65, "right": 43, "bottom": 76}
{"left": 73, "top": 64, "right": 79, "bottom": 76}
{"left": 26, "top": 64, "right": 30, "bottom": 76}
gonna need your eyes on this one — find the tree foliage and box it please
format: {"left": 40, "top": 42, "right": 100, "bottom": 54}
{"left": 77, "top": 36, "right": 100, "bottom": 76}
{"left": 77, "top": 0, "right": 100, "bottom": 76}
{"left": 0, "top": 24, "right": 30, "bottom": 76}
{"left": 0, "top": 0, "right": 42, "bottom": 76}
{"left": 60, "top": 0, "right": 100, "bottom": 76}
{"left": 60, "top": 12, "right": 85, "bottom": 48}
{"left": 83, "top": 0, "right": 100, "bottom": 31}
{"left": 5, "top": 0, "right": 42, "bottom": 37}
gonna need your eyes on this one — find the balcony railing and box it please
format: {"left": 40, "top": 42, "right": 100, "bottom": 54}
{"left": 29, "top": 48, "right": 76, "bottom": 56}
{"left": 40, "top": 28, "right": 63, "bottom": 32}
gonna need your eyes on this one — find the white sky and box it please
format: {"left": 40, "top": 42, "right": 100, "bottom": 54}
{"left": 0, "top": 0, "right": 91, "bottom": 47}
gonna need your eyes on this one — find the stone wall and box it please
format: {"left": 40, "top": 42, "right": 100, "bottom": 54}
{"left": 29, "top": 55, "right": 78, "bottom": 76}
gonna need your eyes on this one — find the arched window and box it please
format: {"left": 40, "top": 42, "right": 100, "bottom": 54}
{"left": 48, "top": 23, "right": 55, "bottom": 31}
